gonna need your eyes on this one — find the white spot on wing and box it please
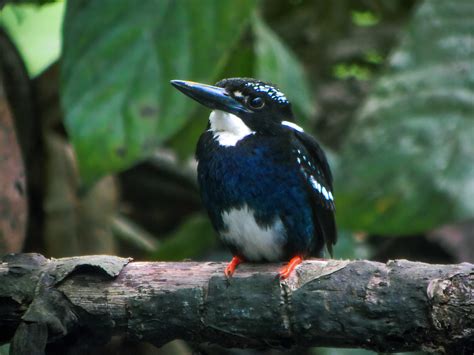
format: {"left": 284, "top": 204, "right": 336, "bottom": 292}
{"left": 282, "top": 121, "right": 304, "bottom": 132}
{"left": 322, "top": 186, "right": 329, "bottom": 200}
{"left": 209, "top": 110, "right": 255, "bottom": 147}
{"left": 309, "top": 176, "right": 321, "bottom": 192}
{"left": 220, "top": 205, "right": 286, "bottom": 261}
{"left": 233, "top": 90, "right": 243, "bottom": 98}
{"left": 295, "top": 148, "right": 334, "bottom": 203}
{"left": 309, "top": 175, "right": 333, "bottom": 201}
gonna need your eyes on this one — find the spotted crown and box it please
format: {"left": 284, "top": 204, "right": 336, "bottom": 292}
{"left": 244, "top": 82, "right": 289, "bottom": 105}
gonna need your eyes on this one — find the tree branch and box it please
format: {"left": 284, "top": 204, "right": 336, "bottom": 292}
{"left": 0, "top": 253, "right": 472, "bottom": 354}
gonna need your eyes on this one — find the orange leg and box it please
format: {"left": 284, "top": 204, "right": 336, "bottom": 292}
{"left": 224, "top": 256, "right": 243, "bottom": 278}
{"left": 279, "top": 256, "right": 303, "bottom": 279}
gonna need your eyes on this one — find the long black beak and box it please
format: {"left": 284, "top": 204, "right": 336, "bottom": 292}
{"left": 170, "top": 80, "right": 250, "bottom": 115}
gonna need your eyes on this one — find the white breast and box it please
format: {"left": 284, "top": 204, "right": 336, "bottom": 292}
{"left": 220, "top": 205, "right": 286, "bottom": 261}
{"left": 209, "top": 110, "right": 255, "bottom": 147}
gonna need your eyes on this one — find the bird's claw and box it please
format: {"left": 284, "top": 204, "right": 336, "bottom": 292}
{"left": 279, "top": 256, "right": 303, "bottom": 279}
{"left": 224, "top": 256, "right": 243, "bottom": 278}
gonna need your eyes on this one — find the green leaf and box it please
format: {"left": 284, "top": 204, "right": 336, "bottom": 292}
{"left": 61, "top": 0, "right": 256, "bottom": 183}
{"left": 336, "top": 1, "right": 474, "bottom": 234}
{"left": 333, "top": 63, "right": 372, "bottom": 80}
{"left": 151, "top": 213, "right": 217, "bottom": 261}
{"left": 351, "top": 11, "right": 380, "bottom": 27}
{"left": 253, "top": 15, "right": 315, "bottom": 124}
{"left": 0, "top": 2, "right": 64, "bottom": 77}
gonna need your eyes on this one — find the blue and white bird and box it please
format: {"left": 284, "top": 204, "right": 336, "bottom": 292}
{"left": 171, "top": 78, "right": 336, "bottom": 279}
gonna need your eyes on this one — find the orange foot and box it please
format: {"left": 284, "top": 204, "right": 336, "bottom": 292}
{"left": 224, "top": 256, "right": 243, "bottom": 278}
{"left": 279, "top": 256, "right": 303, "bottom": 279}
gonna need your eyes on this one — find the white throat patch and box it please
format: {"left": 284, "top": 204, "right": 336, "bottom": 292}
{"left": 209, "top": 110, "right": 255, "bottom": 147}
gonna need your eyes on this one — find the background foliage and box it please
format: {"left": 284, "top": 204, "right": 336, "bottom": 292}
{"left": 0, "top": 0, "right": 473, "bottom": 354}
{"left": 336, "top": 1, "right": 474, "bottom": 234}
{"left": 60, "top": 1, "right": 315, "bottom": 183}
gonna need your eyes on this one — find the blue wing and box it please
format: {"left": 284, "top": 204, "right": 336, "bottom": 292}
{"left": 290, "top": 130, "right": 337, "bottom": 256}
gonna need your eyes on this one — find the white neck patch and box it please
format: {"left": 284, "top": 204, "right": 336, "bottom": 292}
{"left": 281, "top": 120, "right": 304, "bottom": 132}
{"left": 209, "top": 110, "right": 255, "bottom": 147}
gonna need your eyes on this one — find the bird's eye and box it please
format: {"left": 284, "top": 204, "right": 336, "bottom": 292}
{"left": 247, "top": 96, "right": 265, "bottom": 110}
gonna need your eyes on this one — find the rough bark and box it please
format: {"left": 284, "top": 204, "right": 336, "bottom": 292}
{"left": 0, "top": 253, "right": 472, "bottom": 354}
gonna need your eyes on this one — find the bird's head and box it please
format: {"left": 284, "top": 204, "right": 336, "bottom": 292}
{"left": 171, "top": 78, "right": 299, "bottom": 140}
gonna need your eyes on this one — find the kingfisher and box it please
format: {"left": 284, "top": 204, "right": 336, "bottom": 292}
{"left": 171, "top": 78, "right": 336, "bottom": 279}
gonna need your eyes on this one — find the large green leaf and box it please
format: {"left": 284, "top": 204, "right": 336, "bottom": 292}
{"left": 253, "top": 15, "right": 315, "bottom": 124}
{"left": 61, "top": 0, "right": 255, "bottom": 183}
{"left": 336, "top": 1, "right": 474, "bottom": 234}
{"left": 0, "top": 2, "right": 64, "bottom": 77}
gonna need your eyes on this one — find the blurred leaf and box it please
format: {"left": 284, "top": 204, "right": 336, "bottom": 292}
{"left": 61, "top": 0, "right": 256, "bottom": 183}
{"left": 166, "top": 106, "right": 208, "bottom": 160}
{"left": 333, "top": 63, "right": 372, "bottom": 80}
{"left": 1, "top": 0, "right": 58, "bottom": 5}
{"left": 364, "top": 50, "right": 383, "bottom": 65}
{"left": 336, "top": 1, "right": 474, "bottom": 234}
{"left": 0, "top": 344, "right": 9, "bottom": 355}
{"left": 253, "top": 14, "right": 315, "bottom": 124}
{"left": 332, "top": 229, "right": 371, "bottom": 260}
{"left": 351, "top": 11, "right": 380, "bottom": 27}
{"left": 152, "top": 213, "right": 216, "bottom": 261}
{"left": 0, "top": 2, "right": 64, "bottom": 77}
